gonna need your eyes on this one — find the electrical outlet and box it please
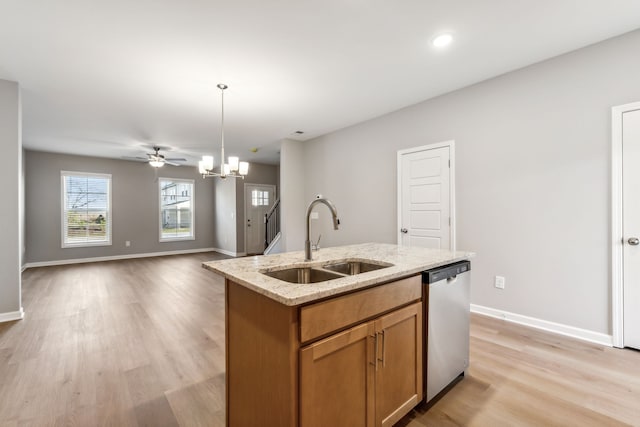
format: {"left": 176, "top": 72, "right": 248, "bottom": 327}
{"left": 125, "top": 241, "right": 131, "bottom": 247}
{"left": 494, "top": 276, "right": 505, "bottom": 289}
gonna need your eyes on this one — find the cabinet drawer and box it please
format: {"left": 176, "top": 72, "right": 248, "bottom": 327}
{"left": 300, "top": 275, "right": 421, "bottom": 343}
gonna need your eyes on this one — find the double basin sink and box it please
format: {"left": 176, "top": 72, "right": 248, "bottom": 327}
{"left": 263, "top": 259, "right": 393, "bottom": 284}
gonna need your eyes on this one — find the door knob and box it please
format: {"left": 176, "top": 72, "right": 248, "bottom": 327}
{"left": 628, "top": 237, "right": 639, "bottom": 246}
{"left": 400, "top": 228, "right": 408, "bottom": 234}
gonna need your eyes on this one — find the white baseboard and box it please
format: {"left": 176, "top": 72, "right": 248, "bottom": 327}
{"left": 0, "top": 307, "right": 24, "bottom": 323}
{"left": 470, "top": 304, "right": 613, "bottom": 347}
{"left": 212, "top": 248, "right": 247, "bottom": 257}
{"left": 23, "top": 247, "right": 222, "bottom": 270}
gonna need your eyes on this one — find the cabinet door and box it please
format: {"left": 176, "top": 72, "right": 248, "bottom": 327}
{"left": 300, "top": 321, "right": 375, "bottom": 427}
{"left": 375, "top": 302, "right": 423, "bottom": 427}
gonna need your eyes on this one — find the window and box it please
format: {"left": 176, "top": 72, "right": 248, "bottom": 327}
{"left": 160, "top": 178, "right": 194, "bottom": 241}
{"left": 61, "top": 171, "right": 112, "bottom": 247}
{"left": 251, "top": 189, "right": 270, "bottom": 207}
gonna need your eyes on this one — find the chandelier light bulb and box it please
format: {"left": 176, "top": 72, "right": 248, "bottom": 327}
{"left": 239, "top": 161, "right": 249, "bottom": 176}
{"left": 228, "top": 156, "right": 239, "bottom": 172}
{"left": 203, "top": 155, "right": 214, "bottom": 171}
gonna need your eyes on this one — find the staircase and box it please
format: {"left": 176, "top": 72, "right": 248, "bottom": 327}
{"left": 264, "top": 198, "right": 281, "bottom": 254}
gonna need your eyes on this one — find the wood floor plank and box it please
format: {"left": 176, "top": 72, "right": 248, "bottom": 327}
{"left": 133, "top": 395, "right": 180, "bottom": 427}
{"left": 2, "top": 253, "right": 229, "bottom": 427}
{"left": 165, "top": 374, "right": 225, "bottom": 427}
{"left": 2, "top": 253, "right": 640, "bottom": 426}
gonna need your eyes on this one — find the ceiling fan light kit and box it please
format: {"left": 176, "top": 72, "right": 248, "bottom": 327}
{"left": 199, "top": 84, "right": 250, "bottom": 180}
{"left": 148, "top": 146, "right": 187, "bottom": 168}
{"left": 124, "top": 146, "right": 186, "bottom": 168}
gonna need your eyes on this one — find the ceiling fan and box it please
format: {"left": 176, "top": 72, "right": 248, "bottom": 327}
{"left": 123, "top": 146, "right": 187, "bottom": 168}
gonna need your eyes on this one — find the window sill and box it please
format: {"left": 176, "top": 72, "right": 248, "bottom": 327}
{"left": 62, "top": 241, "right": 112, "bottom": 249}
{"left": 160, "top": 237, "right": 196, "bottom": 243}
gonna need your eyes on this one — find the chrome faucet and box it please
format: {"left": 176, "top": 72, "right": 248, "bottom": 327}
{"left": 305, "top": 195, "right": 340, "bottom": 261}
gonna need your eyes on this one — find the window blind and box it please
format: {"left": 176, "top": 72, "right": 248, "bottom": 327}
{"left": 62, "top": 171, "right": 112, "bottom": 247}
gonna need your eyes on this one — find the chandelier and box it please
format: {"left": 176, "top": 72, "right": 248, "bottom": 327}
{"left": 199, "top": 84, "right": 249, "bottom": 179}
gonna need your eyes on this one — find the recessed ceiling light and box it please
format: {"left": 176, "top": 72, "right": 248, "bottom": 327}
{"left": 432, "top": 33, "right": 453, "bottom": 48}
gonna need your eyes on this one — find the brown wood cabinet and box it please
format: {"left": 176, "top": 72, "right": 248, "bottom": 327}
{"left": 225, "top": 275, "right": 422, "bottom": 427}
{"left": 300, "top": 321, "right": 376, "bottom": 427}
{"left": 375, "top": 302, "right": 423, "bottom": 427}
{"left": 299, "top": 302, "right": 422, "bottom": 427}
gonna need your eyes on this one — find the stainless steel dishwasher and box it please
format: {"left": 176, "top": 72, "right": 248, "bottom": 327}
{"left": 423, "top": 260, "right": 471, "bottom": 403}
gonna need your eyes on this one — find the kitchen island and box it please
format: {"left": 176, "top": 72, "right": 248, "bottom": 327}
{"left": 203, "top": 242, "right": 473, "bottom": 427}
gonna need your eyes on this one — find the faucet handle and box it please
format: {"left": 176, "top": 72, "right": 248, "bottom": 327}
{"left": 312, "top": 234, "right": 322, "bottom": 251}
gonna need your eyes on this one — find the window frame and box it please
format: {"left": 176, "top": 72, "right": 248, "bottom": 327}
{"left": 158, "top": 177, "right": 195, "bottom": 242}
{"left": 60, "top": 171, "right": 113, "bottom": 248}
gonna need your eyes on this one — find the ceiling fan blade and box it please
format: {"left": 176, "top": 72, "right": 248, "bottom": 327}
{"left": 122, "top": 156, "right": 149, "bottom": 161}
{"left": 165, "top": 161, "right": 181, "bottom": 166}
{"left": 165, "top": 158, "right": 187, "bottom": 162}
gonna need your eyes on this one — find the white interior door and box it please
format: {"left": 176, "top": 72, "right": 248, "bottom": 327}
{"left": 623, "top": 108, "right": 640, "bottom": 350}
{"left": 398, "top": 142, "right": 454, "bottom": 250}
{"left": 244, "top": 184, "right": 275, "bottom": 255}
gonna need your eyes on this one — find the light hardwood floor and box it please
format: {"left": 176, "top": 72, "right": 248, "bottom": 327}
{"left": 1, "top": 253, "right": 639, "bottom": 426}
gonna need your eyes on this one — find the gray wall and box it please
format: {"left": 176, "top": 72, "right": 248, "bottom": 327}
{"left": 280, "top": 139, "right": 306, "bottom": 252}
{"left": 0, "top": 79, "right": 22, "bottom": 317}
{"left": 21, "top": 148, "right": 25, "bottom": 267}
{"left": 25, "top": 150, "right": 216, "bottom": 263}
{"left": 290, "top": 29, "right": 640, "bottom": 336}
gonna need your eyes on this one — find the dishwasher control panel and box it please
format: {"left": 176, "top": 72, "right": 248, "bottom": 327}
{"left": 423, "top": 261, "right": 470, "bottom": 284}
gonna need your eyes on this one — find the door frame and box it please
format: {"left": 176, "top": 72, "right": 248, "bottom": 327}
{"left": 396, "top": 140, "right": 456, "bottom": 251}
{"left": 244, "top": 183, "right": 276, "bottom": 255}
{"left": 611, "top": 101, "right": 640, "bottom": 348}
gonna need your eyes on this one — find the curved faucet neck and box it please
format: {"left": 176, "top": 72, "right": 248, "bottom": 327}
{"left": 305, "top": 197, "right": 340, "bottom": 261}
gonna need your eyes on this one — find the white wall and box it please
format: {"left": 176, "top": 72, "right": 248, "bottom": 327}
{"left": 0, "top": 79, "right": 22, "bottom": 320}
{"left": 284, "top": 29, "right": 640, "bottom": 336}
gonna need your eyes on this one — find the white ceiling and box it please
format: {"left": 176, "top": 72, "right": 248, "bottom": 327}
{"left": 2, "top": 1, "right": 640, "bottom": 167}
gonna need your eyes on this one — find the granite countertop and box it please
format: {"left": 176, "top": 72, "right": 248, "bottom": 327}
{"left": 202, "top": 242, "right": 474, "bottom": 306}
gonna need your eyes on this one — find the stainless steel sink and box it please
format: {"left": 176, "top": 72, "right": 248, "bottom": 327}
{"left": 263, "top": 267, "right": 343, "bottom": 284}
{"left": 262, "top": 259, "right": 393, "bottom": 284}
{"left": 322, "top": 260, "right": 393, "bottom": 275}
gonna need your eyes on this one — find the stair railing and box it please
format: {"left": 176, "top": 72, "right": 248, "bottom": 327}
{"left": 264, "top": 198, "right": 281, "bottom": 249}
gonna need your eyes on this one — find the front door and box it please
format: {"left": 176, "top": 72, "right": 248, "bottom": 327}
{"left": 245, "top": 184, "right": 275, "bottom": 255}
{"left": 623, "top": 107, "right": 640, "bottom": 350}
{"left": 398, "top": 142, "right": 453, "bottom": 250}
